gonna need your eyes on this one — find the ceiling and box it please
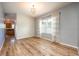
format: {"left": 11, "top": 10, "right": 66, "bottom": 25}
{"left": 1, "top": 2, "right": 71, "bottom": 17}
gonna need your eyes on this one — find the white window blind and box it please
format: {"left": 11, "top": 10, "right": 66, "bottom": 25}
{"left": 39, "top": 16, "right": 57, "bottom": 36}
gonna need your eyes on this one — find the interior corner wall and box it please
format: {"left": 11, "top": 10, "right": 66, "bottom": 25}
{"left": 16, "top": 13, "right": 35, "bottom": 39}
{"left": 56, "top": 3, "right": 79, "bottom": 48}
{"left": 35, "top": 19, "right": 40, "bottom": 37}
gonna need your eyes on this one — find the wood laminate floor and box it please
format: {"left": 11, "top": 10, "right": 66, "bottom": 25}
{"left": 0, "top": 37, "right": 78, "bottom": 56}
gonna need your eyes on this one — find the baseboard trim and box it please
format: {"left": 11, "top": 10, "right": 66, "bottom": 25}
{"left": 16, "top": 35, "right": 35, "bottom": 40}
{"left": 17, "top": 36, "right": 36, "bottom": 40}
{"left": 55, "top": 41, "right": 78, "bottom": 52}
{"left": 36, "top": 36, "right": 78, "bottom": 53}
{"left": 38, "top": 36, "right": 54, "bottom": 42}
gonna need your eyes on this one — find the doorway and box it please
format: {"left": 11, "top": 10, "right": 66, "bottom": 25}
{"left": 4, "top": 13, "right": 16, "bottom": 46}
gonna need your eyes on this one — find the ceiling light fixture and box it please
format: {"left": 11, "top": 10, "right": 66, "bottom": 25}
{"left": 31, "top": 4, "right": 36, "bottom": 16}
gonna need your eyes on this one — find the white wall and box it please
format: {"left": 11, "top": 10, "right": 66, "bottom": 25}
{"left": 56, "top": 3, "right": 78, "bottom": 48}
{"left": 0, "top": 3, "right": 4, "bottom": 48}
{"left": 0, "top": 3, "right": 4, "bottom": 23}
{"left": 76, "top": 3, "right": 79, "bottom": 48}
{"left": 16, "top": 13, "right": 35, "bottom": 39}
{"left": 35, "top": 19, "right": 40, "bottom": 37}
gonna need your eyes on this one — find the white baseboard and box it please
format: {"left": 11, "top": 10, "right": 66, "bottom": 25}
{"left": 39, "top": 36, "right": 54, "bottom": 42}
{"left": 16, "top": 35, "right": 35, "bottom": 39}
{"left": 38, "top": 36, "right": 78, "bottom": 50}
{"left": 56, "top": 40, "right": 78, "bottom": 49}
{"left": 35, "top": 35, "right": 57, "bottom": 43}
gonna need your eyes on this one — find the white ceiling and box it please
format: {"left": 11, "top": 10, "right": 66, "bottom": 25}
{"left": 1, "top": 2, "right": 71, "bottom": 17}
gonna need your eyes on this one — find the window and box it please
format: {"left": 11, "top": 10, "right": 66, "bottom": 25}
{"left": 39, "top": 16, "right": 57, "bottom": 36}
